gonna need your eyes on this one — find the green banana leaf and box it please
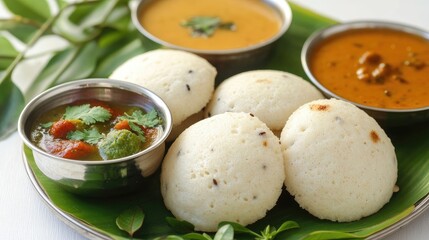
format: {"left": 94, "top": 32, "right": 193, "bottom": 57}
{"left": 21, "top": 2, "right": 429, "bottom": 240}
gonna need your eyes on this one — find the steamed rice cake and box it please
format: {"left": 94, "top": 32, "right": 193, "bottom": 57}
{"left": 110, "top": 49, "right": 216, "bottom": 139}
{"left": 280, "top": 98, "right": 397, "bottom": 222}
{"left": 161, "top": 112, "right": 285, "bottom": 231}
{"left": 205, "top": 70, "right": 324, "bottom": 134}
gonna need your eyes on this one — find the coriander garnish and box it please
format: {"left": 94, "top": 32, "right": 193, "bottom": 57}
{"left": 181, "top": 16, "right": 236, "bottom": 37}
{"left": 63, "top": 104, "right": 111, "bottom": 125}
{"left": 67, "top": 128, "right": 103, "bottom": 145}
{"left": 118, "top": 109, "right": 162, "bottom": 142}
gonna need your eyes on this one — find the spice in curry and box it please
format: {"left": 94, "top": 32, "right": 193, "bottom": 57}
{"left": 310, "top": 28, "right": 429, "bottom": 109}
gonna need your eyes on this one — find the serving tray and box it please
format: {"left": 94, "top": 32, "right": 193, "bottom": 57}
{"left": 22, "top": 3, "right": 429, "bottom": 240}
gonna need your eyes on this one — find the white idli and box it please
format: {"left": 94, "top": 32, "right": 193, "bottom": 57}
{"left": 205, "top": 70, "right": 324, "bottom": 135}
{"left": 161, "top": 112, "right": 285, "bottom": 231}
{"left": 280, "top": 98, "right": 397, "bottom": 222}
{"left": 110, "top": 49, "right": 216, "bottom": 139}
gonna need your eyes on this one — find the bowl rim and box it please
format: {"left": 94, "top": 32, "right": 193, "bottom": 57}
{"left": 131, "top": 0, "right": 292, "bottom": 55}
{"left": 301, "top": 20, "right": 429, "bottom": 113}
{"left": 18, "top": 78, "right": 173, "bottom": 165}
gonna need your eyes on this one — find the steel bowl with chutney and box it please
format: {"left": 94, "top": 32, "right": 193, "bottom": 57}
{"left": 18, "top": 79, "right": 172, "bottom": 196}
{"left": 131, "top": 0, "right": 292, "bottom": 80}
{"left": 302, "top": 21, "right": 429, "bottom": 127}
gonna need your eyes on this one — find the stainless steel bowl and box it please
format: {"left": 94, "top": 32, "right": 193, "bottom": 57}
{"left": 301, "top": 21, "right": 429, "bottom": 127}
{"left": 131, "top": 0, "right": 292, "bottom": 80}
{"left": 18, "top": 79, "right": 172, "bottom": 196}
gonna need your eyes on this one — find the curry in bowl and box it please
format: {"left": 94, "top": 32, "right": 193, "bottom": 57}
{"left": 138, "top": 0, "right": 283, "bottom": 51}
{"left": 305, "top": 24, "right": 429, "bottom": 110}
{"left": 29, "top": 100, "right": 163, "bottom": 161}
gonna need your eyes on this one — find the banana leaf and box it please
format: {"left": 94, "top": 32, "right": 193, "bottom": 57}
{"left": 22, "top": 2, "right": 429, "bottom": 240}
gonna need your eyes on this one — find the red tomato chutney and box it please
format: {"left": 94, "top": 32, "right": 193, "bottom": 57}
{"left": 30, "top": 100, "right": 162, "bottom": 161}
{"left": 309, "top": 28, "right": 429, "bottom": 109}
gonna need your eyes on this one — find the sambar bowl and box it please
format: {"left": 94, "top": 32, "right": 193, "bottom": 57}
{"left": 301, "top": 21, "right": 429, "bottom": 127}
{"left": 18, "top": 79, "right": 172, "bottom": 196}
{"left": 131, "top": 0, "right": 292, "bottom": 80}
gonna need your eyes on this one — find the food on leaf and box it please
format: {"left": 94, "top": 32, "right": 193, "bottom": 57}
{"left": 281, "top": 99, "right": 397, "bottom": 222}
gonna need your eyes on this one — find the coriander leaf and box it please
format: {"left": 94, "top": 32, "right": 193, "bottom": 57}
{"left": 142, "top": 109, "right": 163, "bottom": 127}
{"left": 63, "top": 104, "right": 111, "bottom": 125}
{"left": 67, "top": 128, "right": 103, "bottom": 144}
{"left": 129, "top": 121, "right": 146, "bottom": 143}
{"left": 41, "top": 122, "right": 53, "bottom": 128}
{"left": 120, "top": 109, "right": 162, "bottom": 128}
{"left": 116, "top": 206, "right": 144, "bottom": 237}
{"left": 181, "top": 16, "right": 235, "bottom": 37}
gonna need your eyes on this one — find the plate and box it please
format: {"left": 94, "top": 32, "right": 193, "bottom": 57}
{"left": 21, "top": 3, "right": 429, "bottom": 240}
{"left": 22, "top": 119, "right": 429, "bottom": 239}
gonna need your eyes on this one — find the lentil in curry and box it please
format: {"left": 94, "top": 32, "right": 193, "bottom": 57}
{"left": 309, "top": 28, "right": 429, "bottom": 109}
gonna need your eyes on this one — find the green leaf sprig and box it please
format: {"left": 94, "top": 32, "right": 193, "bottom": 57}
{"left": 181, "top": 16, "right": 236, "bottom": 37}
{"left": 63, "top": 104, "right": 111, "bottom": 125}
{"left": 119, "top": 109, "right": 162, "bottom": 142}
{"left": 67, "top": 128, "right": 103, "bottom": 145}
{"left": 219, "top": 221, "right": 299, "bottom": 240}
{"left": 0, "top": 0, "right": 142, "bottom": 139}
{"left": 164, "top": 217, "right": 298, "bottom": 240}
{"left": 116, "top": 206, "right": 145, "bottom": 237}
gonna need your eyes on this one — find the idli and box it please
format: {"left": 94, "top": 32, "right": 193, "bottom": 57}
{"left": 280, "top": 98, "right": 398, "bottom": 222}
{"left": 110, "top": 49, "right": 216, "bottom": 140}
{"left": 161, "top": 112, "right": 285, "bottom": 231}
{"left": 205, "top": 70, "right": 324, "bottom": 135}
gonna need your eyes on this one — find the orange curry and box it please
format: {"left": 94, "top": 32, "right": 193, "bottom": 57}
{"left": 310, "top": 28, "right": 429, "bottom": 109}
{"left": 139, "top": 0, "right": 282, "bottom": 50}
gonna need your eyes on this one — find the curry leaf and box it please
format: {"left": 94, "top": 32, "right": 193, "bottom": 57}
{"left": 166, "top": 217, "right": 195, "bottom": 234}
{"left": 3, "top": 0, "right": 51, "bottom": 23}
{"left": 55, "top": 0, "right": 68, "bottom": 10}
{"left": 24, "top": 46, "right": 80, "bottom": 100}
{"left": 0, "top": 20, "right": 39, "bottom": 43}
{"left": 214, "top": 224, "right": 234, "bottom": 240}
{"left": 116, "top": 206, "right": 145, "bottom": 237}
{"left": 104, "top": 5, "right": 133, "bottom": 31}
{"left": 23, "top": 40, "right": 96, "bottom": 100}
{"left": 54, "top": 41, "right": 98, "bottom": 85}
{"left": 0, "top": 75, "right": 25, "bottom": 140}
{"left": 0, "top": 35, "right": 19, "bottom": 58}
{"left": 94, "top": 37, "right": 146, "bottom": 77}
{"left": 53, "top": 0, "right": 119, "bottom": 43}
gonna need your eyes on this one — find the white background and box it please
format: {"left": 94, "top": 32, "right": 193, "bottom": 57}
{"left": 1, "top": 0, "right": 428, "bottom": 239}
